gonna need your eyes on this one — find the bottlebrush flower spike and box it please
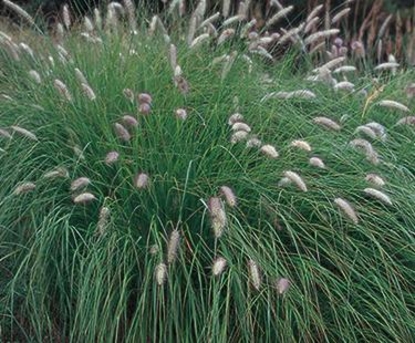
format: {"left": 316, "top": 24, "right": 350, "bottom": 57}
{"left": 70, "top": 177, "right": 91, "bottom": 192}
{"left": 134, "top": 173, "right": 149, "bottom": 189}
{"left": 208, "top": 197, "right": 227, "bottom": 238}
{"left": 374, "top": 62, "right": 399, "bottom": 71}
{"left": 174, "top": 74, "right": 190, "bottom": 94}
{"left": 81, "top": 83, "right": 96, "bottom": 101}
{"left": 363, "top": 188, "right": 392, "bottom": 206}
{"left": 11, "top": 126, "right": 38, "bottom": 141}
{"left": 54, "top": 79, "right": 72, "bottom": 102}
{"left": 364, "top": 122, "right": 387, "bottom": 141}
{"left": 230, "top": 130, "right": 248, "bottom": 144}
{"left": 260, "top": 144, "right": 279, "bottom": 158}
{"left": 219, "top": 186, "right": 237, "bottom": 207}
{"left": 123, "top": 88, "right": 135, "bottom": 102}
{"left": 212, "top": 257, "right": 227, "bottom": 276}
{"left": 0, "top": 128, "right": 11, "bottom": 138}
{"left": 114, "top": 123, "right": 131, "bottom": 142}
{"left": 29, "top": 70, "right": 41, "bottom": 84}
{"left": 248, "top": 259, "right": 261, "bottom": 290}
{"left": 96, "top": 206, "right": 110, "bottom": 236}
{"left": 122, "top": 115, "right": 138, "bottom": 127}
{"left": 43, "top": 167, "right": 69, "bottom": 179}
{"left": 275, "top": 277, "right": 291, "bottom": 294}
{"left": 137, "top": 93, "right": 152, "bottom": 104}
{"left": 290, "top": 140, "right": 312, "bottom": 152}
{"left": 231, "top": 122, "right": 251, "bottom": 133}
{"left": 377, "top": 100, "right": 409, "bottom": 112}
{"left": 175, "top": 108, "right": 187, "bottom": 120}
{"left": 228, "top": 113, "right": 244, "bottom": 125}
{"left": 265, "top": 5, "right": 294, "bottom": 28}
{"left": 313, "top": 116, "right": 341, "bottom": 131}
{"left": 354, "top": 126, "right": 377, "bottom": 140}
{"left": 138, "top": 102, "right": 151, "bottom": 115}
{"left": 62, "top": 4, "right": 71, "bottom": 30}
{"left": 283, "top": 171, "right": 307, "bottom": 192}
{"left": 349, "top": 139, "right": 379, "bottom": 165}
{"left": 167, "top": 229, "right": 180, "bottom": 264}
{"left": 246, "top": 137, "right": 262, "bottom": 148}
{"left": 217, "top": 29, "right": 235, "bottom": 46}
{"left": 304, "top": 29, "right": 340, "bottom": 46}
{"left": 309, "top": 157, "right": 325, "bottom": 169}
{"left": 13, "top": 182, "right": 36, "bottom": 195}
{"left": 169, "top": 44, "right": 177, "bottom": 70}
{"left": 73, "top": 192, "right": 96, "bottom": 204}
{"left": 365, "top": 174, "right": 385, "bottom": 187}
{"left": 396, "top": 116, "right": 415, "bottom": 125}
{"left": 155, "top": 262, "right": 168, "bottom": 285}
{"left": 105, "top": 151, "right": 119, "bottom": 165}
{"left": 334, "top": 198, "right": 359, "bottom": 224}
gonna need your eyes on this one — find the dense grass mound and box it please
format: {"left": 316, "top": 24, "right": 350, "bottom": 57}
{"left": 0, "top": 1, "right": 414, "bottom": 342}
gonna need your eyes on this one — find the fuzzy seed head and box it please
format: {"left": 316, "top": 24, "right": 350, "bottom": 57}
{"left": 42, "top": 167, "right": 69, "bottom": 179}
{"left": 169, "top": 44, "right": 177, "bottom": 70}
{"left": 290, "top": 139, "right": 312, "bottom": 152}
{"left": 11, "top": 126, "right": 38, "bottom": 141}
{"left": 309, "top": 157, "right": 325, "bottom": 169}
{"left": 212, "top": 257, "right": 227, "bottom": 276}
{"left": 377, "top": 100, "right": 409, "bottom": 112}
{"left": 97, "top": 206, "right": 110, "bottom": 236}
{"left": 363, "top": 188, "right": 392, "bottom": 206}
{"left": 137, "top": 93, "right": 152, "bottom": 104}
{"left": 246, "top": 137, "right": 262, "bottom": 148}
{"left": 248, "top": 259, "right": 261, "bottom": 291}
{"left": 83, "top": 16, "right": 94, "bottom": 32}
{"left": 313, "top": 116, "right": 341, "bottom": 131}
{"left": 155, "top": 262, "right": 168, "bottom": 286}
{"left": 135, "top": 173, "right": 149, "bottom": 189}
{"left": 260, "top": 144, "right": 279, "bottom": 158}
{"left": 139, "top": 102, "right": 151, "bottom": 115}
{"left": 396, "top": 116, "right": 415, "bottom": 126}
{"left": 174, "top": 74, "right": 190, "bottom": 94}
{"left": 0, "top": 128, "right": 11, "bottom": 138}
{"left": 219, "top": 186, "right": 237, "bottom": 207}
{"left": 71, "top": 177, "right": 91, "bottom": 192}
{"left": 81, "top": 83, "right": 96, "bottom": 101}
{"left": 283, "top": 170, "right": 308, "bottom": 192}
{"left": 123, "top": 88, "right": 134, "bottom": 102}
{"left": 354, "top": 126, "right": 377, "bottom": 140}
{"left": 167, "top": 230, "right": 180, "bottom": 264}
{"left": 62, "top": 4, "right": 71, "bottom": 30}
{"left": 208, "top": 197, "right": 227, "bottom": 238}
{"left": 365, "top": 122, "right": 386, "bottom": 141}
{"left": 334, "top": 198, "right": 359, "bottom": 224}
{"left": 349, "top": 139, "right": 379, "bottom": 165}
{"left": 175, "top": 108, "right": 187, "bottom": 120}
{"left": 278, "top": 177, "right": 292, "bottom": 187}
{"left": 114, "top": 123, "right": 131, "bottom": 142}
{"left": 105, "top": 151, "right": 119, "bottom": 165}
{"left": 14, "top": 182, "right": 36, "bottom": 195}
{"left": 29, "top": 70, "right": 41, "bottom": 84}
{"left": 230, "top": 130, "right": 248, "bottom": 144}
{"left": 122, "top": 115, "right": 139, "bottom": 127}
{"left": 54, "top": 79, "right": 72, "bottom": 102}
{"left": 275, "top": 277, "right": 291, "bottom": 295}
{"left": 228, "top": 113, "right": 244, "bottom": 125}
{"left": 232, "top": 122, "right": 251, "bottom": 132}
{"left": 365, "top": 174, "right": 385, "bottom": 187}
{"left": 73, "top": 192, "right": 96, "bottom": 204}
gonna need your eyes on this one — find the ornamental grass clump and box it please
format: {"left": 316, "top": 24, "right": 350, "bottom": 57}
{"left": 0, "top": 1, "right": 414, "bottom": 342}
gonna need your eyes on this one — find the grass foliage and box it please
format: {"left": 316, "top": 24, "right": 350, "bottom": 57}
{"left": 0, "top": 1, "right": 414, "bottom": 342}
